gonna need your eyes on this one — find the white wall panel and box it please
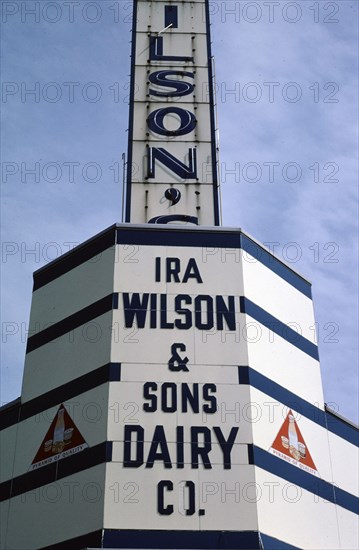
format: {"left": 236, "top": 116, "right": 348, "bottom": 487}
{"left": 241, "top": 249, "right": 316, "bottom": 343}
{"left": 0, "top": 423, "right": 18, "bottom": 483}
{"left": 255, "top": 468, "right": 341, "bottom": 549}
{"left": 114, "top": 244, "right": 166, "bottom": 293}
{"left": 5, "top": 466, "right": 105, "bottom": 550}
{"left": 104, "top": 463, "right": 258, "bottom": 532}
{"left": 193, "top": 320, "right": 248, "bottom": 365}
{"left": 22, "top": 311, "right": 114, "bottom": 402}
{"left": 328, "top": 430, "right": 359, "bottom": 496}
{"left": 28, "top": 247, "right": 116, "bottom": 331}
{"left": 111, "top": 310, "right": 196, "bottom": 365}
{"left": 119, "top": 363, "right": 239, "bottom": 385}
{"left": 336, "top": 507, "right": 359, "bottom": 550}
{"left": 0, "top": 501, "right": 10, "bottom": 550}
{"left": 245, "top": 322, "right": 324, "bottom": 406}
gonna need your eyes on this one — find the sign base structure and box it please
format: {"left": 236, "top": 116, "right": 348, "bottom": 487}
{"left": 1, "top": 224, "right": 358, "bottom": 550}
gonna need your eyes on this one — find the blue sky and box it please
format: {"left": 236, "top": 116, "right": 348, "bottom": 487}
{"left": 1, "top": 1, "right": 358, "bottom": 423}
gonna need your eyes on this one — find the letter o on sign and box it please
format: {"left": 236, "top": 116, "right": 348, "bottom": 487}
{"left": 147, "top": 107, "right": 196, "bottom": 136}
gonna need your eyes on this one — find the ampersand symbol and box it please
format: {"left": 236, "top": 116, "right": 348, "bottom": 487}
{"left": 168, "top": 343, "right": 189, "bottom": 372}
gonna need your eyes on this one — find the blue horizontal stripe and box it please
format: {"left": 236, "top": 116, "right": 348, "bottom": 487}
{"left": 116, "top": 227, "right": 311, "bottom": 299}
{"left": 33, "top": 225, "right": 116, "bottom": 290}
{"left": 116, "top": 226, "right": 241, "bottom": 249}
{"left": 0, "top": 442, "right": 113, "bottom": 503}
{"left": 39, "top": 529, "right": 301, "bottom": 550}
{"left": 0, "top": 363, "right": 122, "bottom": 430}
{"left": 240, "top": 234, "right": 312, "bottom": 299}
{"left": 335, "top": 485, "right": 359, "bottom": 515}
{"left": 260, "top": 533, "right": 301, "bottom": 550}
{"left": 26, "top": 293, "right": 118, "bottom": 353}
{"left": 32, "top": 226, "right": 312, "bottom": 300}
{"left": 253, "top": 446, "right": 359, "bottom": 515}
{"left": 238, "top": 366, "right": 358, "bottom": 447}
{"left": 39, "top": 530, "right": 103, "bottom": 549}
{"left": 240, "top": 297, "right": 319, "bottom": 360}
{"left": 242, "top": 366, "right": 327, "bottom": 429}
{"left": 103, "top": 529, "right": 261, "bottom": 549}
{"left": 325, "top": 408, "right": 359, "bottom": 445}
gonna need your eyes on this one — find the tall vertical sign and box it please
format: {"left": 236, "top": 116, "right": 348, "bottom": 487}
{"left": 1, "top": 0, "right": 358, "bottom": 547}
{"left": 125, "top": 0, "right": 220, "bottom": 225}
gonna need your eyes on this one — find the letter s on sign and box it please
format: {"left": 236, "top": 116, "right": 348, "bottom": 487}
{"left": 149, "top": 70, "right": 195, "bottom": 98}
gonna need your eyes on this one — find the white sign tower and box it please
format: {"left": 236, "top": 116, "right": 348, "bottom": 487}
{"left": 0, "top": 1, "right": 358, "bottom": 549}
{"left": 125, "top": 0, "right": 220, "bottom": 225}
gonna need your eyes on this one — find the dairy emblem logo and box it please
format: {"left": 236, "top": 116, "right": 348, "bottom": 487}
{"left": 269, "top": 410, "right": 318, "bottom": 477}
{"left": 29, "top": 404, "right": 88, "bottom": 471}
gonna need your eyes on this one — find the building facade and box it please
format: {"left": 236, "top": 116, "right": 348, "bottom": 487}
{"left": 1, "top": 1, "right": 358, "bottom": 549}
